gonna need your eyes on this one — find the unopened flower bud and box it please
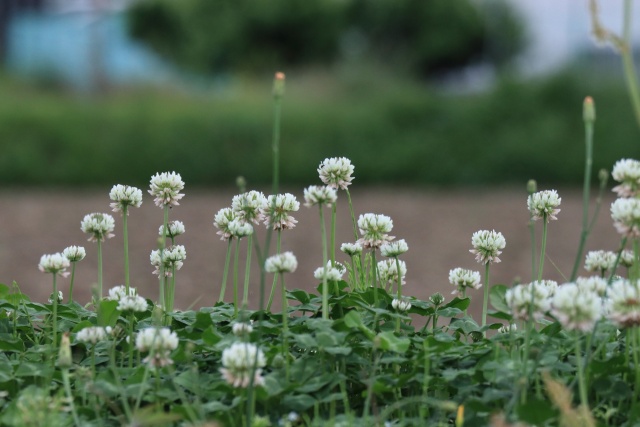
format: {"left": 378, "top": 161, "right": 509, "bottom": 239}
{"left": 598, "top": 168, "right": 609, "bottom": 186}
{"left": 527, "top": 179, "right": 537, "bottom": 195}
{"left": 58, "top": 333, "right": 72, "bottom": 369}
{"left": 583, "top": 96, "right": 596, "bottom": 123}
{"left": 273, "top": 72, "right": 285, "bottom": 98}
{"left": 236, "top": 176, "right": 247, "bottom": 193}
{"left": 429, "top": 292, "right": 445, "bottom": 306}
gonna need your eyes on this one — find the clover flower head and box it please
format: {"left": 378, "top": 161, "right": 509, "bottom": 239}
{"left": 107, "top": 285, "right": 137, "bottom": 301}
{"left": 81, "top": 213, "right": 115, "bottom": 242}
{"left": 429, "top": 292, "right": 445, "bottom": 306}
{"left": 380, "top": 239, "right": 408, "bottom": 257}
{"left": 117, "top": 295, "right": 148, "bottom": 313}
{"left": 470, "top": 230, "right": 506, "bottom": 264}
{"left": 448, "top": 267, "right": 482, "bottom": 296}
{"left": 357, "top": 213, "right": 394, "bottom": 249}
{"left": 576, "top": 276, "right": 608, "bottom": 297}
{"left": 527, "top": 190, "right": 561, "bottom": 221}
{"left": 498, "top": 323, "right": 517, "bottom": 334}
{"left": 213, "top": 207, "right": 238, "bottom": 240}
{"left": 620, "top": 249, "right": 635, "bottom": 268}
{"left": 584, "top": 250, "right": 617, "bottom": 274}
{"left": 303, "top": 185, "right": 338, "bottom": 207}
{"left": 551, "top": 283, "right": 602, "bottom": 332}
{"left": 391, "top": 298, "right": 411, "bottom": 312}
{"left": 612, "top": 158, "right": 640, "bottom": 197}
{"left": 505, "top": 281, "right": 553, "bottom": 321}
{"left": 109, "top": 184, "right": 143, "bottom": 214}
{"left": 136, "top": 327, "right": 179, "bottom": 368}
{"left": 265, "top": 252, "right": 298, "bottom": 274}
{"left": 159, "top": 220, "right": 185, "bottom": 238}
{"left": 38, "top": 253, "right": 70, "bottom": 277}
{"left": 340, "top": 242, "right": 363, "bottom": 256}
{"left": 377, "top": 259, "right": 407, "bottom": 287}
{"left": 220, "top": 342, "right": 266, "bottom": 388}
{"left": 314, "top": 261, "right": 346, "bottom": 281}
{"left": 318, "top": 157, "right": 354, "bottom": 190}
{"left": 76, "top": 326, "right": 109, "bottom": 345}
{"left": 229, "top": 219, "right": 254, "bottom": 238}
{"left": 261, "top": 193, "right": 300, "bottom": 230}
{"left": 149, "top": 172, "right": 185, "bottom": 208}
{"left": 606, "top": 278, "right": 640, "bottom": 328}
{"left": 232, "top": 190, "right": 267, "bottom": 224}
{"left": 48, "top": 291, "right": 63, "bottom": 304}
{"left": 611, "top": 198, "right": 640, "bottom": 237}
{"left": 232, "top": 321, "right": 254, "bottom": 337}
{"left": 62, "top": 246, "right": 86, "bottom": 262}
{"left": 150, "top": 245, "right": 186, "bottom": 278}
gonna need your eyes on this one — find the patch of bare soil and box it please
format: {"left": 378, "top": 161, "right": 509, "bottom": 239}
{"left": 0, "top": 187, "right": 620, "bottom": 318}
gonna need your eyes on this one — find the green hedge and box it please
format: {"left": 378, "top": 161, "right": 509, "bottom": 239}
{"left": 0, "top": 72, "right": 638, "bottom": 188}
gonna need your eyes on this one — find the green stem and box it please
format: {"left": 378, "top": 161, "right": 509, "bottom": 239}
{"left": 481, "top": 263, "right": 490, "bottom": 331}
{"left": 128, "top": 313, "right": 134, "bottom": 368}
{"left": 97, "top": 239, "right": 103, "bottom": 300}
{"left": 372, "top": 249, "right": 378, "bottom": 306}
{"left": 68, "top": 263, "right": 76, "bottom": 304}
{"left": 243, "top": 234, "right": 253, "bottom": 308}
{"left": 537, "top": 215, "right": 549, "bottom": 281}
{"left": 219, "top": 239, "right": 233, "bottom": 302}
{"left": 123, "top": 205, "right": 130, "bottom": 295}
{"left": 420, "top": 339, "right": 431, "bottom": 419}
{"left": 159, "top": 205, "right": 169, "bottom": 309}
{"left": 280, "top": 274, "right": 290, "bottom": 381}
{"left": 394, "top": 256, "right": 402, "bottom": 333}
{"left": 233, "top": 238, "right": 240, "bottom": 316}
{"left": 320, "top": 206, "right": 329, "bottom": 320}
{"left": 52, "top": 274, "right": 58, "bottom": 353}
{"left": 575, "top": 336, "right": 589, "bottom": 408}
{"left": 331, "top": 203, "right": 337, "bottom": 264}
{"left": 266, "top": 232, "right": 282, "bottom": 311}
{"left": 272, "top": 87, "right": 282, "bottom": 197}
{"left": 62, "top": 369, "right": 81, "bottom": 426}
{"left": 622, "top": 0, "right": 640, "bottom": 130}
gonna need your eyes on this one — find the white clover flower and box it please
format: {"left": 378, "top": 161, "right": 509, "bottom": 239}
{"left": 551, "top": 283, "right": 602, "bottom": 332}
{"left": 340, "top": 242, "right": 363, "bottom": 256}
{"left": 470, "top": 230, "right": 506, "bottom": 264}
{"left": 148, "top": 172, "right": 185, "bottom": 208}
{"left": 611, "top": 198, "right": 640, "bottom": 237}
{"left": 527, "top": 190, "right": 561, "bottom": 221}
{"left": 48, "top": 291, "right": 63, "bottom": 304}
{"left": 229, "top": 219, "right": 254, "bottom": 238}
{"left": 213, "top": 207, "right": 238, "bottom": 240}
{"left": 220, "top": 342, "right": 266, "bottom": 388}
{"left": 606, "top": 278, "right": 640, "bottom": 328}
{"left": 314, "top": 261, "right": 346, "bottom": 281}
{"left": 576, "top": 276, "right": 608, "bottom": 297}
{"left": 377, "top": 259, "right": 407, "bottom": 287}
{"left": 117, "top": 295, "right": 148, "bottom": 313}
{"left": 232, "top": 191, "right": 268, "bottom": 225}
{"left": 265, "top": 252, "right": 298, "bottom": 274}
{"left": 80, "top": 213, "right": 115, "bottom": 242}
{"left": 76, "top": 326, "right": 109, "bottom": 345}
{"left": 391, "top": 298, "right": 411, "bottom": 312}
{"left": 62, "top": 246, "right": 86, "bottom": 263}
{"left": 232, "top": 321, "right": 254, "bottom": 337}
{"left": 38, "top": 253, "right": 70, "bottom": 277}
{"left": 612, "top": 158, "right": 640, "bottom": 197}
{"left": 159, "top": 220, "right": 185, "bottom": 238}
{"left": 303, "top": 185, "right": 338, "bottom": 207}
{"left": 261, "top": 193, "right": 300, "bottom": 230}
{"left": 498, "top": 323, "right": 517, "bottom": 334}
{"left": 150, "top": 245, "right": 186, "bottom": 278}
{"left": 620, "top": 250, "right": 635, "bottom": 269}
{"left": 584, "top": 250, "right": 617, "bottom": 275}
{"left": 136, "top": 327, "right": 179, "bottom": 368}
{"left": 505, "top": 281, "right": 553, "bottom": 321}
{"left": 357, "top": 213, "right": 394, "bottom": 249}
{"left": 318, "top": 157, "right": 354, "bottom": 190}
{"left": 109, "top": 184, "right": 143, "bottom": 214}
{"left": 107, "top": 285, "right": 137, "bottom": 301}
{"left": 380, "top": 239, "right": 409, "bottom": 257}
{"left": 448, "top": 267, "right": 482, "bottom": 296}
{"left": 538, "top": 280, "right": 559, "bottom": 296}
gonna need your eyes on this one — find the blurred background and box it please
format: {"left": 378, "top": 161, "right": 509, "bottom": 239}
{"left": 0, "top": 0, "right": 638, "bottom": 309}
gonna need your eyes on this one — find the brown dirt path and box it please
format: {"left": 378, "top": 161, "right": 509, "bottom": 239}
{"left": 0, "top": 187, "right": 621, "bottom": 316}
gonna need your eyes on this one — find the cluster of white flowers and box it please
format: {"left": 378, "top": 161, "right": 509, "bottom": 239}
{"left": 76, "top": 326, "right": 110, "bottom": 344}
{"left": 213, "top": 208, "right": 237, "bottom": 240}
{"left": 448, "top": 268, "right": 482, "bottom": 296}
{"left": 148, "top": 172, "right": 185, "bottom": 208}
{"left": 136, "top": 327, "right": 179, "bottom": 368}
{"left": 470, "top": 230, "right": 506, "bottom": 264}
{"left": 220, "top": 342, "right": 266, "bottom": 388}
{"left": 527, "top": 190, "right": 561, "bottom": 221}
{"left": 505, "top": 281, "right": 555, "bottom": 321}
{"left": 150, "top": 245, "right": 187, "bottom": 277}
{"left": 550, "top": 283, "right": 601, "bottom": 332}
{"left": 576, "top": 276, "right": 608, "bottom": 297}
{"left": 498, "top": 323, "right": 517, "bottom": 334}
{"left": 62, "top": 246, "right": 86, "bottom": 262}
{"left": 81, "top": 213, "right": 115, "bottom": 242}
{"left": 612, "top": 158, "right": 640, "bottom": 197}
{"left": 318, "top": 157, "right": 354, "bottom": 190}
{"left": 38, "top": 253, "right": 70, "bottom": 276}
{"left": 48, "top": 291, "right": 63, "bottom": 303}
{"left": 303, "top": 185, "right": 338, "bottom": 208}
{"left": 159, "top": 220, "right": 186, "bottom": 238}
{"left": 314, "top": 261, "right": 346, "bottom": 281}
{"left": 109, "top": 184, "right": 143, "bottom": 214}
{"left": 228, "top": 219, "right": 253, "bottom": 238}
{"left": 584, "top": 250, "right": 617, "bottom": 275}
{"left": 107, "top": 285, "right": 137, "bottom": 301}
{"left": 606, "top": 279, "right": 640, "bottom": 328}
{"left": 265, "top": 252, "right": 298, "bottom": 274}
{"left": 262, "top": 193, "right": 300, "bottom": 230}
{"left": 340, "top": 242, "right": 363, "bottom": 256}
{"left": 611, "top": 198, "right": 640, "bottom": 237}
{"left": 391, "top": 298, "right": 411, "bottom": 312}
{"left": 232, "top": 321, "right": 254, "bottom": 337}
{"left": 117, "top": 295, "right": 148, "bottom": 313}
{"left": 357, "top": 213, "right": 394, "bottom": 249}
{"left": 232, "top": 191, "right": 268, "bottom": 225}
{"left": 620, "top": 249, "right": 635, "bottom": 268}
{"left": 377, "top": 259, "right": 407, "bottom": 288}
{"left": 380, "top": 239, "right": 408, "bottom": 257}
